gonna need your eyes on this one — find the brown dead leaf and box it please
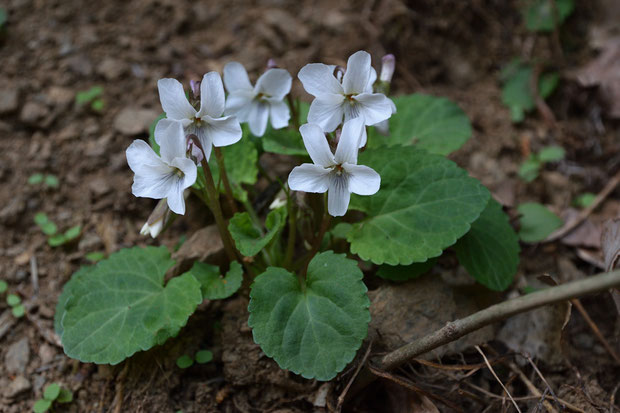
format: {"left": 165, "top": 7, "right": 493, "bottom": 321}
{"left": 601, "top": 218, "right": 620, "bottom": 313}
{"left": 560, "top": 209, "right": 602, "bottom": 249}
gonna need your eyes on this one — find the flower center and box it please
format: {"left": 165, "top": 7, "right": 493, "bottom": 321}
{"left": 256, "top": 92, "right": 271, "bottom": 102}
{"left": 333, "top": 164, "right": 344, "bottom": 176}
{"left": 193, "top": 117, "right": 202, "bottom": 127}
{"left": 174, "top": 168, "right": 185, "bottom": 178}
{"left": 344, "top": 94, "right": 357, "bottom": 105}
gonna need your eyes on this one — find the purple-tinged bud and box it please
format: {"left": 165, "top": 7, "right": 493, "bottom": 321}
{"left": 333, "top": 65, "right": 345, "bottom": 82}
{"left": 267, "top": 58, "right": 278, "bottom": 69}
{"left": 380, "top": 54, "right": 395, "bottom": 83}
{"left": 190, "top": 79, "right": 201, "bottom": 99}
{"left": 186, "top": 136, "right": 204, "bottom": 164}
{"left": 140, "top": 199, "right": 171, "bottom": 238}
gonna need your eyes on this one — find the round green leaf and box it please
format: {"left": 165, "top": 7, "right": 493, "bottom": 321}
{"left": 376, "top": 258, "right": 437, "bottom": 282}
{"left": 573, "top": 193, "right": 596, "bottom": 209}
{"left": 44, "top": 175, "right": 59, "bottom": 188}
{"left": 33, "top": 399, "right": 52, "bottom": 413}
{"left": 34, "top": 212, "right": 49, "bottom": 226}
{"left": 0, "top": 280, "right": 7, "bottom": 293}
{"left": 524, "top": 0, "right": 574, "bottom": 32}
{"left": 248, "top": 251, "right": 370, "bottom": 381}
{"left": 57, "top": 388, "right": 73, "bottom": 403}
{"left": 63, "top": 225, "right": 81, "bottom": 241}
{"left": 347, "top": 146, "right": 490, "bottom": 265}
{"left": 28, "top": 173, "right": 44, "bottom": 185}
{"left": 195, "top": 350, "right": 213, "bottom": 364}
{"left": 47, "top": 234, "right": 66, "bottom": 247}
{"left": 12, "top": 304, "right": 25, "bottom": 318}
{"left": 184, "top": 261, "right": 243, "bottom": 300}
{"left": 6, "top": 293, "right": 21, "bottom": 306}
{"left": 55, "top": 266, "right": 93, "bottom": 337}
{"left": 43, "top": 383, "right": 61, "bottom": 401}
{"left": 369, "top": 94, "right": 472, "bottom": 155}
{"left": 59, "top": 246, "right": 203, "bottom": 364}
{"left": 176, "top": 355, "right": 194, "bottom": 369}
{"left": 538, "top": 145, "right": 565, "bottom": 162}
{"left": 229, "top": 207, "right": 287, "bottom": 257}
{"left": 517, "top": 202, "right": 563, "bottom": 243}
{"left": 454, "top": 199, "right": 520, "bottom": 291}
{"left": 262, "top": 129, "right": 307, "bottom": 156}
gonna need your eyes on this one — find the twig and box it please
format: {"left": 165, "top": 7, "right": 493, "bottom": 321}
{"left": 523, "top": 354, "right": 561, "bottom": 410}
{"left": 347, "top": 269, "right": 620, "bottom": 399}
{"left": 30, "top": 255, "right": 39, "bottom": 297}
{"left": 337, "top": 342, "right": 372, "bottom": 411}
{"left": 570, "top": 298, "right": 620, "bottom": 364}
{"left": 506, "top": 360, "right": 557, "bottom": 413}
{"left": 213, "top": 147, "right": 238, "bottom": 214}
{"left": 476, "top": 346, "right": 521, "bottom": 413}
{"left": 545, "top": 169, "right": 620, "bottom": 242}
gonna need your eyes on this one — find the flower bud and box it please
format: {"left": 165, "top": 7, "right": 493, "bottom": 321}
{"left": 140, "top": 199, "right": 171, "bottom": 238}
{"left": 333, "top": 65, "right": 345, "bottom": 83}
{"left": 187, "top": 137, "right": 204, "bottom": 164}
{"left": 190, "top": 79, "right": 200, "bottom": 100}
{"left": 266, "top": 58, "right": 278, "bottom": 69}
{"left": 380, "top": 54, "right": 395, "bottom": 83}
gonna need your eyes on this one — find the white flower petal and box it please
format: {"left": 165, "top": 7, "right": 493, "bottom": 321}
{"left": 358, "top": 126, "right": 368, "bottom": 148}
{"left": 154, "top": 118, "right": 182, "bottom": 145}
{"left": 288, "top": 164, "right": 330, "bottom": 193}
{"left": 299, "top": 123, "right": 335, "bottom": 167}
{"left": 335, "top": 117, "right": 364, "bottom": 164}
{"left": 126, "top": 140, "right": 171, "bottom": 179}
{"left": 353, "top": 93, "right": 395, "bottom": 125}
{"left": 343, "top": 163, "right": 380, "bottom": 195}
{"left": 255, "top": 68, "right": 292, "bottom": 100}
{"left": 269, "top": 100, "right": 290, "bottom": 130}
{"left": 158, "top": 121, "right": 187, "bottom": 164}
{"left": 327, "top": 174, "right": 351, "bottom": 217}
{"left": 203, "top": 115, "right": 243, "bottom": 147}
{"left": 298, "top": 63, "right": 344, "bottom": 97}
{"left": 248, "top": 101, "right": 269, "bottom": 137}
{"left": 170, "top": 157, "right": 198, "bottom": 190}
{"left": 225, "top": 90, "right": 254, "bottom": 121}
{"left": 307, "top": 95, "right": 345, "bottom": 132}
{"left": 365, "top": 66, "right": 377, "bottom": 93}
{"left": 342, "top": 51, "right": 371, "bottom": 95}
{"left": 165, "top": 185, "right": 186, "bottom": 215}
{"left": 187, "top": 124, "right": 213, "bottom": 161}
{"left": 223, "top": 62, "right": 253, "bottom": 93}
{"left": 132, "top": 172, "right": 176, "bottom": 199}
{"left": 157, "top": 78, "right": 196, "bottom": 121}
{"left": 197, "top": 72, "right": 225, "bottom": 118}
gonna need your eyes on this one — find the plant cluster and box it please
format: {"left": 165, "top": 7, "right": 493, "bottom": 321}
{"left": 55, "top": 51, "right": 523, "bottom": 380}
{"left": 33, "top": 382, "right": 73, "bottom": 413}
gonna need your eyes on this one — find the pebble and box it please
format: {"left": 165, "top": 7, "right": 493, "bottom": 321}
{"left": 5, "top": 376, "right": 31, "bottom": 398}
{"left": 0, "top": 87, "right": 19, "bottom": 114}
{"left": 97, "top": 57, "right": 127, "bottom": 80}
{"left": 113, "top": 107, "right": 158, "bottom": 136}
{"left": 19, "top": 101, "right": 49, "bottom": 125}
{"left": 5, "top": 337, "right": 31, "bottom": 374}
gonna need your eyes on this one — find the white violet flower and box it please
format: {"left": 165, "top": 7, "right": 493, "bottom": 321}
{"left": 126, "top": 121, "right": 197, "bottom": 215}
{"left": 156, "top": 71, "right": 242, "bottom": 161}
{"left": 223, "top": 62, "right": 292, "bottom": 137}
{"left": 288, "top": 117, "right": 381, "bottom": 217}
{"left": 298, "top": 50, "right": 395, "bottom": 146}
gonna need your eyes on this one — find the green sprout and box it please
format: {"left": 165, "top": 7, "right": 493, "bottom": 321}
{"left": 518, "top": 145, "right": 565, "bottom": 182}
{"left": 75, "top": 86, "right": 104, "bottom": 112}
{"left": 28, "top": 174, "right": 59, "bottom": 189}
{"left": 34, "top": 213, "right": 81, "bottom": 247}
{"left": 33, "top": 382, "right": 73, "bottom": 413}
{"left": 6, "top": 293, "right": 25, "bottom": 318}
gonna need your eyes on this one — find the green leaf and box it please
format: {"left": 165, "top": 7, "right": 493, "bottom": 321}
{"left": 524, "top": 0, "right": 574, "bottom": 32}
{"left": 517, "top": 202, "right": 563, "bottom": 243}
{"left": 57, "top": 388, "right": 73, "bottom": 403}
{"left": 12, "top": 304, "right": 25, "bottom": 318}
{"left": 195, "top": 349, "right": 213, "bottom": 364}
{"left": 330, "top": 223, "right": 353, "bottom": 240}
{"left": 501, "top": 63, "right": 560, "bottom": 122}
{"left": 262, "top": 128, "right": 307, "bottom": 155}
{"left": 229, "top": 207, "right": 287, "bottom": 257}
{"left": 48, "top": 234, "right": 67, "bottom": 247}
{"left": 518, "top": 156, "right": 541, "bottom": 182}
{"left": 538, "top": 145, "right": 565, "bottom": 162}
{"left": 58, "top": 246, "right": 202, "bottom": 364}
{"left": 34, "top": 212, "right": 48, "bottom": 225}
{"left": 7, "top": 293, "right": 20, "bottom": 306}
{"left": 347, "top": 146, "right": 490, "bottom": 265}
{"left": 0, "top": 280, "right": 7, "bottom": 293}
{"left": 63, "top": 225, "right": 81, "bottom": 241}
{"left": 368, "top": 94, "right": 472, "bottom": 155}
{"left": 44, "top": 175, "right": 59, "bottom": 188}
{"left": 33, "top": 399, "right": 52, "bottom": 413}
{"left": 454, "top": 199, "right": 520, "bottom": 291}
{"left": 176, "top": 355, "right": 194, "bottom": 369}
{"left": 75, "top": 86, "right": 103, "bottom": 106}
{"left": 209, "top": 137, "right": 258, "bottom": 201}
{"left": 85, "top": 252, "right": 105, "bottom": 262}
{"left": 34, "top": 213, "right": 58, "bottom": 236}
{"left": 0, "top": 8, "right": 7, "bottom": 28}
{"left": 43, "top": 383, "right": 61, "bottom": 401}
{"left": 184, "top": 261, "right": 243, "bottom": 300}
{"left": 248, "top": 251, "right": 370, "bottom": 381}
{"left": 573, "top": 192, "right": 596, "bottom": 209}
{"left": 55, "top": 266, "right": 94, "bottom": 337}
{"left": 376, "top": 258, "right": 437, "bottom": 282}
{"left": 28, "top": 173, "right": 44, "bottom": 185}
{"left": 148, "top": 114, "right": 166, "bottom": 155}
{"left": 539, "top": 72, "right": 560, "bottom": 99}
{"left": 91, "top": 99, "right": 105, "bottom": 112}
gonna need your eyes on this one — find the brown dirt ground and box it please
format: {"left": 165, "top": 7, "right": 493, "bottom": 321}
{"left": 1, "top": 0, "right": 619, "bottom": 412}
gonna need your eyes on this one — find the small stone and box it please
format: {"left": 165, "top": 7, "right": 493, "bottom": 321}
{"left": 0, "top": 87, "right": 19, "bottom": 114}
{"left": 66, "top": 55, "right": 93, "bottom": 76}
{"left": 13, "top": 251, "right": 30, "bottom": 266}
{"left": 46, "top": 86, "right": 74, "bottom": 108}
{"left": 19, "top": 102, "right": 49, "bottom": 125}
{"left": 5, "top": 337, "right": 31, "bottom": 374}
{"left": 113, "top": 107, "right": 158, "bottom": 136}
{"left": 38, "top": 344, "right": 56, "bottom": 364}
{"left": 88, "top": 176, "right": 111, "bottom": 197}
{"left": 5, "top": 376, "right": 31, "bottom": 398}
{"left": 97, "top": 58, "right": 127, "bottom": 80}
{"left": 57, "top": 123, "right": 79, "bottom": 141}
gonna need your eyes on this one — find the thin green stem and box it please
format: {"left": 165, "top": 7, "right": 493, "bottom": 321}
{"left": 287, "top": 94, "right": 300, "bottom": 130}
{"left": 213, "top": 147, "right": 238, "bottom": 214}
{"left": 284, "top": 196, "right": 297, "bottom": 269}
{"left": 301, "top": 208, "right": 332, "bottom": 278}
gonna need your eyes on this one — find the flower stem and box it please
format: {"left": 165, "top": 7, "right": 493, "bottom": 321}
{"left": 287, "top": 94, "right": 300, "bottom": 130}
{"left": 213, "top": 147, "right": 238, "bottom": 214}
{"left": 283, "top": 195, "right": 297, "bottom": 270}
{"left": 300, "top": 207, "right": 331, "bottom": 278}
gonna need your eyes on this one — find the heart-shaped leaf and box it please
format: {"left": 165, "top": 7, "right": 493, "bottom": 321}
{"left": 248, "top": 251, "right": 370, "bottom": 381}
{"left": 454, "top": 199, "right": 520, "bottom": 291}
{"left": 369, "top": 94, "right": 472, "bottom": 155}
{"left": 348, "top": 146, "right": 490, "bottom": 265}
{"left": 517, "top": 202, "right": 563, "bottom": 242}
{"left": 376, "top": 258, "right": 438, "bottom": 282}
{"left": 57, "top": 246, "right": 202, "bottom": 364}
{"left": 183, "top": 261, "right": 243, "bottom": 300}
{"left": 229, "top": 207, "right": 287, "bottom": 257}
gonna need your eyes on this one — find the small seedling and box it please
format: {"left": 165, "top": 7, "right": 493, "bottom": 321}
{"left": 523, "top": 0, "right": 575, "bottom": 32}
{"left": 75, "top": 86, "right": 104, "bottom": 112}
{"left": 517, "top": 202, "right": 563, "bottom": 242}
{"left": 6, "top": 293, "right": 25, "bottom": 318}
{"left": 28, "top": 174, "right": 59, "bottom": 189}
{"left": 573, "top": 192, "right": 596, "bottom": 208}
{"left": 33, "top": 382, "right": 73, "bottom": 413}
{"left": 0, "top": 8, "right": 6, "bottom": 30}
{"left": 518, "top": 145, "right": 565, "bottom": 182}
{"left": 0, "top": 280, "right": 7, "bottom": 294}
{"left": 176, "top": 355, "right": 194, "bottom": 369}
{"left": 194, "top": 350, "right": 213, "bottom": 364}
{"left": 34, "top": 213, "right": 81, "bottom": 247}
{"left": 85, "top": 251, "right": 105, "bottom": 262}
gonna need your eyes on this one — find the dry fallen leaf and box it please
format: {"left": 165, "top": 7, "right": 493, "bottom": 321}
{"left": 601, "top": 218, "right": 620, "bottom": 313}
